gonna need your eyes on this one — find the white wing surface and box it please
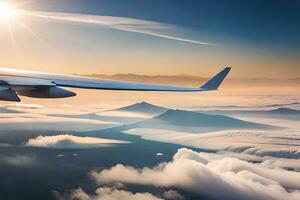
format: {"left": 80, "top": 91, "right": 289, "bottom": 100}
{"left": 0, "top": 67, "right": 231, "bottom": 101}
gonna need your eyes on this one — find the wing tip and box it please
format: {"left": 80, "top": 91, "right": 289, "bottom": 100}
{"left": 200, "top": 66, "right": 232, "bottom": 90}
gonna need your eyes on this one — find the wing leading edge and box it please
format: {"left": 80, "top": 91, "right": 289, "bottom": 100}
{"left": 0, "top": 66, "right": 231, "bottom": 101}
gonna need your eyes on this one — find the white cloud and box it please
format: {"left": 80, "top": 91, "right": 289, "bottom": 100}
{"left": 21, "top": 11, "right": 211, "bottom": 46}
{"left": 163, "top": 190, "right": 185, "bottom": 200}
{"left": 259, "top": 158, "right": 300, "bottom": 172}
{"left": 60, "top": 104, "right": 73, "bottom": 108}
{"left": 125, "top": 129, "right": 300, "bottom": 159}
{"left": 3, "top": 103, "right": 44, "bottom": 109}
{"left": 68, "top": 187, "right": 162, "bottom": 200}
{"left": 90, "top": 148, "right": 300, "bottom": 200}
{"left": 0, "top": 154, "right": 37, "bottom": 167}
{"left": 99, "top": 110, "right": 151, "bottom": 118}
{"left": 26, "top": 134, "right": 129, "bottom": 149}
{"left": 0, "top": 143, "right": 12, "bottom": 147}
{"left": 0, "top": 115, "right": 120, "bottom": 132}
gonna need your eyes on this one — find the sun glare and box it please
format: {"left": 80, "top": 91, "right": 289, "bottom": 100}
{"left": 0, "top": 2, "right": 17, "bottom": 21}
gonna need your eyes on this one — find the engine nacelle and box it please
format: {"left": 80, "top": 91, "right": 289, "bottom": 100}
{"left": 0, "top": 87, "right": 21, "bottom": 102}
{"left": 17, "top": 86, "right": 76, "bottom": 98}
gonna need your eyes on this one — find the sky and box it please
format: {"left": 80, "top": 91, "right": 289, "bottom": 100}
{"left": 0, "top": 0, "right": 299, "bottom": 79}
{"left": 0, "top": 3, "right": 300, "bottom": 199}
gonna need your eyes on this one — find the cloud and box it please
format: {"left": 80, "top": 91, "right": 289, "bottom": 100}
{"left": 125, "top": 129, "right": 300, "bottom": 159}
{"left": 3, "top": 103, "right": 44, "bottom": 109}
{"left": 0, "top": 143, "right": 12, "bottom": 147}
{"left": 26, "top": 134, "right": 129, "bottom": 149}
{"left": 90, "top": 148, "right": 300, "bottom": 200}
{"left": 99, "top": 110, "right": 150, "bottom": 118}
{"left": 259, "top": 158, "right": 300, "bottom": 172}
{"left": 0, "top": 115, "right": 120, "bottom": 132}
{"left": 60, "top": 187, "right": 162, "bottom": 200}
{"left": 20, "top": 10, "right": 211, "bottom": 46}
{"left": 0, "top": 154, "right": 37, "bottom": 167}
{"left": 163, "top": 190, "right": 185, "bottom": 200}
{"left": 60, "top": 104, "right": 73, "bottom": 108}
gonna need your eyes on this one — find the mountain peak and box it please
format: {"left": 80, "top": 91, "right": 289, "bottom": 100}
{"left": 270, "top": 107, "right": 300, "bottom": 114}
{"left": 114, "top": 101, "right": 168, "bottom": 115}
{"left": 137, "top": 101, "right": 153, "bottom": 106}
{"left": 124, "top": 108, "right": 273, "bottom": 133}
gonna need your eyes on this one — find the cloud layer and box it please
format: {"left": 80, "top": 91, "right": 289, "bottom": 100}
{"left": 26, "top": 134, "right": 128, "bottom": 148}
{"left": 0, "top": 114, "right": 119, "bottom": 132}
{"left": 90, "top": 148, "right": 300, "bottom": 200}
{"left": 125, "top": 129, "right": 300, "bottom": 159}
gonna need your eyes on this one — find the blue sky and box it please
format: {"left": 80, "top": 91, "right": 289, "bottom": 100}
{"left": 1, "top": 0, "right": 299, "bottom": 78}
{"left": 27, "top": 0, "right": 300, "bottom": 54}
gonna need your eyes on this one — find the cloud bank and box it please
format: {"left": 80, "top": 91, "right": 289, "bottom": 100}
{"left": 65, "top": 187, "right": 163, "bottom": 200}
{"left": 2, "top": 103, "right": 44, "bottom": 109}
{"left": 26, "top": 134, "right": 128, "bottom": 148}
{"left": 58, "top": 186, "right": 184, "bottom": 200}
{"left": 90, "top": 148, "right": 300, "bottom": 200}
{"left": 0, "top": 115, "right": 119, "bottom": 132}
{"left": 125, "top": 129, "right": 300, "bottom": 159}
{"left": 21, "top": 10, "right": 211, "bottom": 45}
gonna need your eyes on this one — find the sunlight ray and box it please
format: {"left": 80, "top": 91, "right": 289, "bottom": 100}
{"left": 13, "top": 18, "right": 50, "bottom": 47}
{"left": 6, "top": 23, "right": 16, "bottom": 48}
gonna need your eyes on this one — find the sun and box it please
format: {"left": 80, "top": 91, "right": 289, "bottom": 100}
{"left": 0, "top": 2, "right": 18, "bottom": 21}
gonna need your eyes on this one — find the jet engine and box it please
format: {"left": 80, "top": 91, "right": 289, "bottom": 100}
{"left": 17, "top": 86, "right": 76, "bottom": 98}
{"left": 0, "top": 87, "right": 20, "bottom": 102}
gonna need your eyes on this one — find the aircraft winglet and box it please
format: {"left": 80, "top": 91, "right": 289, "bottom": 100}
{"left": 200, "top": 67, "right": 231, "bottom": 90}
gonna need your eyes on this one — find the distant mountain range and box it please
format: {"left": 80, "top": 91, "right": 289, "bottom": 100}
{"left": 113, "top": 103, "right": 275, "bottom": 133}
{"left": 50, "top": 102, "right": 279, "bottom": 132}
{"left": 203, "top": 107, "right": 300, "bottom": 114}
{"left": 50, "top": 112, "right": 144, "bottom": 124}
{"left": 193, "top": 101, "right": 300, "bottom": 110}
{"left": 79, "top": 73, "right": 300, "bottom": 87}
{"left": 201, "top": 107, "right": 300, "bottom": 121}
{"left": 268, "top": 107, "right": 300, "bottom": 114}
{"left": 50, "top": 102, "right": 167, "bottom": 124}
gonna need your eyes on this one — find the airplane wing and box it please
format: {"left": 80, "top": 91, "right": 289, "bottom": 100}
{"left": 0, "top": 67, "right": 231, "bottom": 102}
